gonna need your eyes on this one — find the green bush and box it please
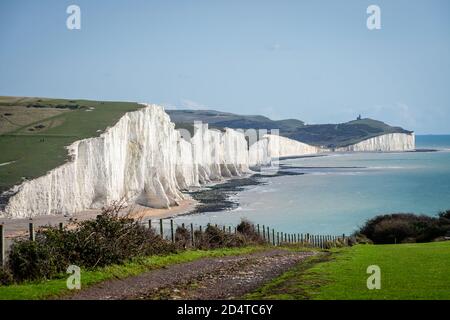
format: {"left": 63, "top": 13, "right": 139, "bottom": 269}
{"left": 193, "top": 220, "right": 263, "bottom": 249}
{"left": 236, "top": 220, "right": 264, "bottom": 243}
{"left": 0, "top": 267, "right": 13, "bottom": 286}
{"left": 357, "top": 212, "right": 450, "bottom": 244}
{"left": 8, "top": 237, "right": 65, "bottom": 282}
{"left": 175, "top": 225, "right": 191, "bottom": 249}
{"left": 6, "top": 204, "right": 175, "bottom": 282}
{"left": 5, "top": 206, "right": 263, "bottom": 283}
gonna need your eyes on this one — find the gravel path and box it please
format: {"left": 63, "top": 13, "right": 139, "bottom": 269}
{"left": 64, "top": 249, "right": 315, "bottom": 300}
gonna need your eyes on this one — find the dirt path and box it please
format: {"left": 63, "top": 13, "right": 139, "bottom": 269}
{"left": 64, "top": 249, "right": 315, "bottom": 300}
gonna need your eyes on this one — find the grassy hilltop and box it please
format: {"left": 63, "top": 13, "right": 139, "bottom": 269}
{"left": 0, "top": 96, "right": 143, "bottom": 192}
{"left": 167, "top": 109, "right": 412, "bottom": 148}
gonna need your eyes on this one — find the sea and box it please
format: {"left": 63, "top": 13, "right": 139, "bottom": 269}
{"left": 174, "top": 135, "right": 450, "bottom": 235}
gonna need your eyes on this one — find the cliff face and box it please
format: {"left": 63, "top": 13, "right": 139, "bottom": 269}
{"left": 249, "top": 134, "right": 326, "bottom": 166}
{"left": 2, "top": 105, "right": 252, "bottom": 218}
{"left": 335, "top": 133, "right": 415, "bottom": 152}
{"left": 0, "top": 105, "right": 415, "bottom": 219}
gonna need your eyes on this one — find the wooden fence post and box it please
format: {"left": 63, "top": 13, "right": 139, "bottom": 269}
{"left": 257, "top": 224, "right": 260, "bottom": 236}
{"left": 170, "top": 219, "right": 174, "bottom": 243}
{"left": 0, "top": 224, "right": 4, "bottom": 267}
{"left": 262, "top": 225, "right": 265, "bottom": 241}
{"left": 267, "top": 228, "right": 270, "bottom": 243}
{"left": 29, "top": 222, "right": 35, "bottom": 241}
{"left": 272, "top": 229, "right": 275, "bottom": 246}
{"left": 223, "top": 226, "right": 226, "bottom": 232}
{"left": 228, "top": 226, "right": 231, "bottom": 234}
{"left": 148, "top": 220, "right": 151, "bottom": 229}
{"left": 277, "top": 232, "right": 280, "bottom": 245}
{"left": 159, "top": 219, "right": 163, "bottom": 238}
{"left": 59, "top": 222, "right": 64, "bottom": 231}
{"left": 190, "top": 223, "right": 194, "bottom": 247}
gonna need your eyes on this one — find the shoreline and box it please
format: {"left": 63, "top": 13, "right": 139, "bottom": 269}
{"left": 3, "top": 148, "right": 444, "bottom": 238}
{"left": 0, "top": 162, "right": 317, "bottom": 239}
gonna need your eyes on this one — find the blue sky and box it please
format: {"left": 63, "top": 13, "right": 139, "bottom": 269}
{"left": 1, "top": 0, "right": 449, "bottom": 134}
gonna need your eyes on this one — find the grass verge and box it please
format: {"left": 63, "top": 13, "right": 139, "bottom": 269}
{"left": 247, "top": 241, "right": 450, "bottom": 300}
{"left": 0, "top": 245, "right": 266, "bottom": 300}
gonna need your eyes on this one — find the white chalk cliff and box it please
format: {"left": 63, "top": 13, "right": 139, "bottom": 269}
{"left": 2, "top": 104, "right": 254, "bottom": 218}
{"left": 249, "top": 134, "right": 327, "bottom": 166}
{"left": 335, "top": 133, "right": 415, "bottom": 152}
{"left": 0, "top": 105, "right": 415, "bottom": 218}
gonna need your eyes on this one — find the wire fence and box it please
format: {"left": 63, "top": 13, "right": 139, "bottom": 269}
{"left": 0, "top": 219, "right": 350, "bottom": 267}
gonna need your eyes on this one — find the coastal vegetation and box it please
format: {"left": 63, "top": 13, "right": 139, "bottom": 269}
{"left": 0, "top": 204, "right": 265, "bottom": 286}
{"left": 2, "top": 207, "right": 449, "bottom": 300}
{"left": 0, "top": 246, "right": 266, "bottom": 300}
{"left": 355, "top": 211, "right": 450, "bottom": 244}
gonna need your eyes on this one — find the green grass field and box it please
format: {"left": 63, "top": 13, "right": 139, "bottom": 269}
{"left": 248, "top": 241, "right": 450, "bottom": 300}
{"left": 0, "top": 246, "right": 266, "bottom": 300}
{"left": 0, "top": 96, "right": 143, "bottom": 191}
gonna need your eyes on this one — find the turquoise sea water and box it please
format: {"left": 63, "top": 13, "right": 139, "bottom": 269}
{"left": 175, "top": 135, "right": 450, "bottom": 235}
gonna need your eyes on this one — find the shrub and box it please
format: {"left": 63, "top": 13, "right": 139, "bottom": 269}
{"left": 195, "top": 225, "right": 238, "bottom": 249}
{"left": 7, "top": 203, "right": 175, "bottom": 282}
{"left": 175, "top": 225, "right": 191, "bottom": 249}
{"left": 357, "top": 213, "right": 450, "bottom": 244}
{"left": 236, "top": 219, "right": 263, "bottom": 243}
{"left": 8, "top": 236, "right": 65, "bottom": 281}
{"left": 0, "top": 267, "right": 13, "bottom": 286}
{"left": 439, "top": 210, "right": 450, "bottom": 221}
{"left": 5, "top": 204, "right": 264, "bottom": 283}
{"left": 193, "top": 220, "right": 264, "bottom": 249}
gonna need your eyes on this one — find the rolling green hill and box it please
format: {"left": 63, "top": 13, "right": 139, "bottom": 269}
{"left": 0, "top": 96, "right": 143, "bottom": 193}
{"left": 286, "top": 119, "right": 412, "bottom": 148}
{"left": 167, "top": 109, "right": 305, "bottom": 132}
{"left": 166, "top": 110, "right": 412, "bottom": 148}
